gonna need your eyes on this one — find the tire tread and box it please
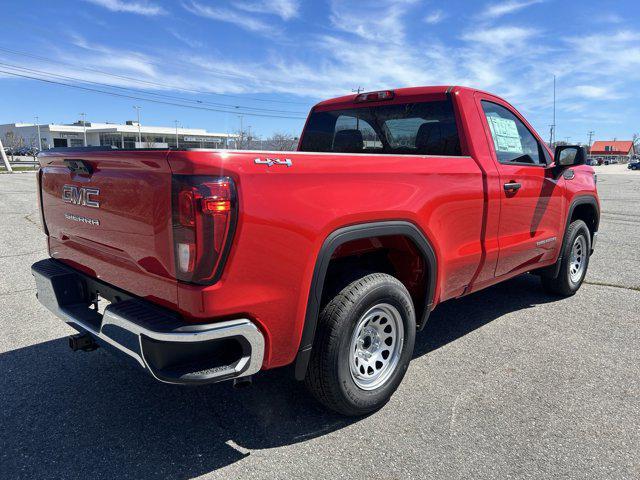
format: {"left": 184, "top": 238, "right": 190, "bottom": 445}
{"left": 305, "top": 273, "right": 413, "bottom": 415}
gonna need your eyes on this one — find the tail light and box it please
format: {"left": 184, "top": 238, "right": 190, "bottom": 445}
{"left": 171, "top": 175, "right": 237, "bottom": 285}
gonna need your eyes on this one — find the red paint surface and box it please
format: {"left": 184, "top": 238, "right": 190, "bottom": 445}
{"left": 38, "top": 86, "right": 599, "bottom": 369}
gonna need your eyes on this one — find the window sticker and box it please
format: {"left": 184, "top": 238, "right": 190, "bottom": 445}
{"left": 486, "top": 115, "right": 523, "bottom": 153}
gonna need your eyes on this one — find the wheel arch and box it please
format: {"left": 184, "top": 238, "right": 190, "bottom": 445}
{"left": 553, "top": 195, "right": 600, "bottom": 277}
{"left": 294, "top": 221, "right": 437, "bottom": 380}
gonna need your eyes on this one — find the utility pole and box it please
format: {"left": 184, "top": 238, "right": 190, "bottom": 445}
{"left": 238, "top": 115, "right": 244, "bottom": 149}
{"left": 247, "top": 125, "right": 252, "bottom": 149}
{"left": 79, "top": 112, "right": 87, "bottom": 146}
{"left": 133, "top": 106, "right": 142, "bottom": 145}
{"left": 564, "top": 136, "right": 571, "bottom": 144}
{"left": 587, "top": 131, "right": 595, "bottom": 149}
{"left": 548, "top": 75, "right": 556, "bottom": 147}
{"left": 174, "top": 120, "right": 179, "bottom": 148}
{"left": 34, "top": 115, "right": 42, "bottom": 151}
{"left": 352, "top": 86, "right": 364, "bottom": 130}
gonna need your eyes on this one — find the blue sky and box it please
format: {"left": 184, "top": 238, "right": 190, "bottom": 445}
{"left": 1, "top": 0, "right": 639, "bottom": 142}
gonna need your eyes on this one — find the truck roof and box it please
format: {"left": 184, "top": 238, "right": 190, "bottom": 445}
{"left": 313, "top": 85, "right": 477, "bottom": 109}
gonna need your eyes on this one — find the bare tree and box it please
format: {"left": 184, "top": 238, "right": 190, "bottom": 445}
{"left": 633, "top": 133, "right": 639, "bottom": 155}
{"left": 266, "top": 132, "right": 298, "bottom": 151}
{"left": 3, "top": 132, "right": 25, "bottom": 160}
{"left": 234, "top": 128, "right": 257, "bottom": 150}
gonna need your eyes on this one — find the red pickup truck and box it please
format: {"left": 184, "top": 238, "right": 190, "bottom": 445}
{"left": 32, "top": 86, "right": 599, "bottom": 415}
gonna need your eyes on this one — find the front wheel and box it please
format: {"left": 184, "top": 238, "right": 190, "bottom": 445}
{"left": 541, "top": 219, "right": 591, "bottom": 296}
{"left": 305, "top": 273, "right": 416, "bottom": 416}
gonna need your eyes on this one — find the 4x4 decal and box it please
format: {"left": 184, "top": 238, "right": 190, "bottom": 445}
{"left": 254, "top": 157, "right": 292, "bottom": 167}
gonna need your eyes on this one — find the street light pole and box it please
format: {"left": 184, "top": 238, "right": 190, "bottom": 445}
{"left": 0, "top": 136, "right": 12, "bottom": 172}
{"left": 174, "top": 120, "right": 179, "bottom": 148}
{"left": 133, "top": 106, "right": 142, "bottom": 145}
{"left": 79, "top": 112, "right": 87, "bottom": 146}
{"left": 34, "top": 115, "right": 42, "bottom": 150}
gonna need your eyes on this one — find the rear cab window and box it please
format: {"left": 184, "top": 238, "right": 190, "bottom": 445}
{"left": 299, "top": 100, "right": 462, "bottom": 156}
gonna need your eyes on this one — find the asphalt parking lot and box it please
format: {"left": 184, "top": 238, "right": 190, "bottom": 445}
{"left": 1, "top": 168, "right": 638, "bottom": 479}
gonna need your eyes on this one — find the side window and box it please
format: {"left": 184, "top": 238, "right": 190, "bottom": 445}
{"left": 481, "top": 101, "right": 543, "bottom": 165}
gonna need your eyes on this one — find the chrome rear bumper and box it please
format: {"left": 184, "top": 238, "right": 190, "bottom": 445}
{"left": 31, "top": 259, "right": 264, "bottom": 385}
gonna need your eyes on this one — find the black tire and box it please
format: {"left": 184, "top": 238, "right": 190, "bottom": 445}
{"left": 541, "top": 219, "right": 591, "bottom": 296}
{"left": 305, "top": 273, "right": 416, "bottom": 416}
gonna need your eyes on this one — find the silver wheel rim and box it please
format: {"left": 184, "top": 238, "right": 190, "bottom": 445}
{"left": 349, "top": 303, "right": 404, "bottom": 391}
{"left": 569, "top": 235, "right": 587, "bottom": 283}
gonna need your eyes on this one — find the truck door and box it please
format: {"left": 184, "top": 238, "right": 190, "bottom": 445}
{"left": 477, "top": 97, "right": 565, "bottom": 277}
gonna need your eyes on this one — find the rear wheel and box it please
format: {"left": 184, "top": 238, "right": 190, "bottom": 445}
{"left": 541, "top": 219, "right": 591, "bottom": 296}
{"left": 305, "top": 273, "right": 416, "bottom": 416}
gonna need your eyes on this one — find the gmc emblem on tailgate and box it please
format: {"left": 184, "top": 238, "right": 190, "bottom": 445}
{"left": 62, "top": 185, "right": 100, "bottom": 208}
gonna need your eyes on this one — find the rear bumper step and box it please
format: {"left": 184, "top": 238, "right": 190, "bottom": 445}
{"left": 31, "top": 259, "right": 264, "bottom": 385}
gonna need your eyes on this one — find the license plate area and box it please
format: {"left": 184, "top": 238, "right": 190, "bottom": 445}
{"left": 80, "top": 275, "right": 135, "bottom": 322}
{"left": 92, "top": 292, "right": 112, "bottom": 316}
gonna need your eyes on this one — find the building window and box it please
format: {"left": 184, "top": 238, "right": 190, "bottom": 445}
{"left": 123, "top": 136, "right": 137, "bottom": 149}
{"left": 99, "top": 133, "right": 122, "bottom": 148}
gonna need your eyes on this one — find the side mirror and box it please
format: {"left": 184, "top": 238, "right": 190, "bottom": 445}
{"left": 554, "top": 145, "right": 586, "bottom": 167}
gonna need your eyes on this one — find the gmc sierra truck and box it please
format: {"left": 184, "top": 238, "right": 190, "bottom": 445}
{"left": 32, "top": 86, "right": 599, "bottom": 415}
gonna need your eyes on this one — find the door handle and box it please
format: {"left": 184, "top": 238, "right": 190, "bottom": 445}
{"left": 504, "top": 182, "right": 522, "bottom": 192}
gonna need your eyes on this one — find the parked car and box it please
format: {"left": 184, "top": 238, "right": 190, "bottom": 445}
{"left": 31, "top": 86, "right": 600, "bottom": 415}
{"left": 628, "top": 159, "right": 640, "bottom": 170}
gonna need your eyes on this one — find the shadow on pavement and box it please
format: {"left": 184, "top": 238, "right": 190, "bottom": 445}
{"left": 0, "top": 274, "right": 561, "bottom": 479}
{"left": 414, "top": 274, "right": 560, "bottom": 358}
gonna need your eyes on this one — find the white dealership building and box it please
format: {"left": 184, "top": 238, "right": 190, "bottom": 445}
{"left": 0, "top": 120, "right": 239, "bottom": 150}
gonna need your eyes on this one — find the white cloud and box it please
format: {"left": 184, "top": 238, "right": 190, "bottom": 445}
{"left": 69, "top": 33, "right": 159, "bottom": 77}
{"left": 234, "top": 0, "right": 300, "bottom": 21}
{"left": 462, "top": 26, "right": 539, "bottom": 47}
{"left": 424, "top": 10, "right": 446, "bottom": 25}
{"left": 594, "top": 13, "right": 624, "bottom": 24}
{"left": 565, "top": 30, "right": 640, "bottom": 70}
{"left": 84, "top": 0, "right": 166, "bottom": 16}
{"left": 573, "top": 85, "right": 612, "bottom": 99}
{"left": 168, "top": 29, "right": 203, "bottom": 49}
{"left": 329, "top": 0, "right": 418, "bottom": 43}
{"left": 481, "top": 0, "right": 545, "bottom": 19}
{"left": 182, "top": 1, "right": 270, "bottom": 33}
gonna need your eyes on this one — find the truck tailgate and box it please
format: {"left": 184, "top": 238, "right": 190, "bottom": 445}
{"left": 38, "top": 150, "right": 178, "bottom": 308}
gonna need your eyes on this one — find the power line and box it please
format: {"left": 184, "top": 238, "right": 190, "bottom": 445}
{"left": 0, "top": 61, "right": 308, "bottom": 115}
{"left": 0, "top": 69, "right": 308, "bottom": 120}
{"left": 0, "top": 46, "right": 312, "bottom": 106}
